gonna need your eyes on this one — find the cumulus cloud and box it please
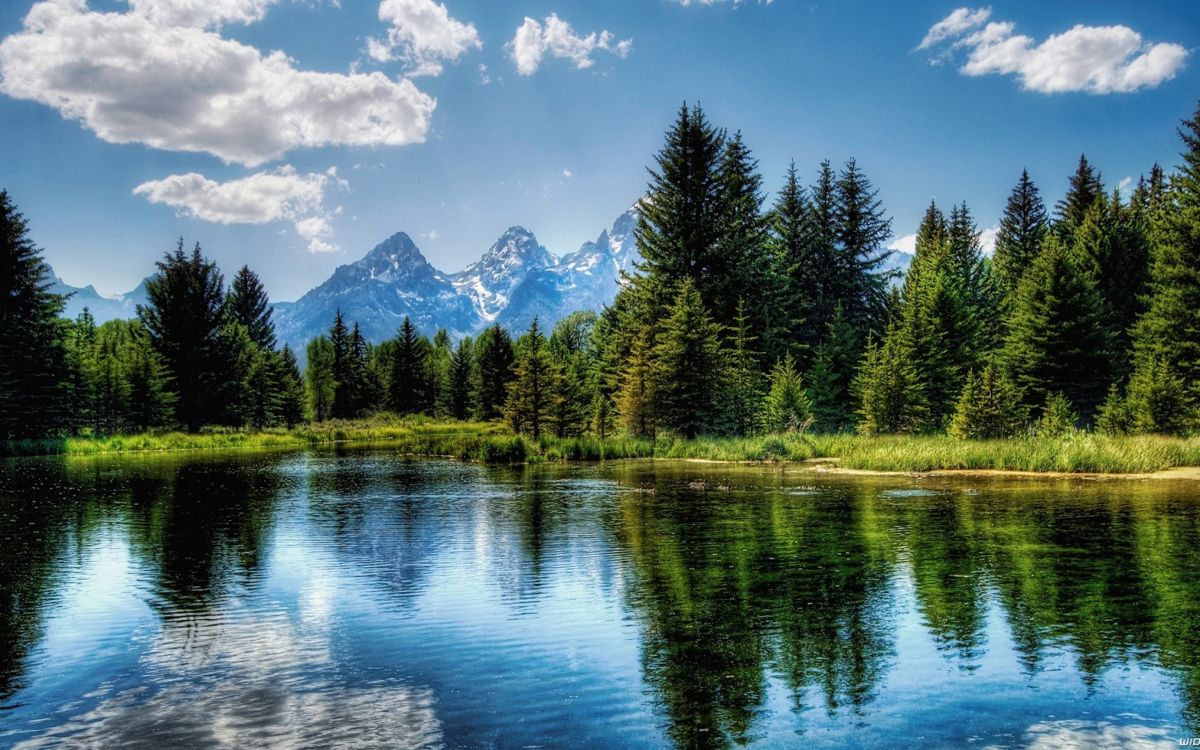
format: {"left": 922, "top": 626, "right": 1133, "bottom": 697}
{"left": 507, "top": 14, "right": 631, "bottom": 76}
{"left": 888, "top": 233, "right": 917, "bottom": 255}
{"left": 133, "top": 166, "right": 347, "bottom": 252}
{"left": 366, "top": 0, "right": 481, "bottom": 77}
{"left": 0, "top": 0, "right": 437, "bottom": 166}
{"left": 919, "top": 8, "right": 1188, "bottom": 94}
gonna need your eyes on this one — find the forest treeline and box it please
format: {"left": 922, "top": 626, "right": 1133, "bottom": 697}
{"left": 3, "top": 99, "right": 1200, "bottom": 445}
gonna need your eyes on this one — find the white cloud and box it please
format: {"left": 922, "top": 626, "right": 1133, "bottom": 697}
{"left": 917, "top": 6, "right": 990, "bottom": 50}
{"left": 367, "top": 0, "right": 481, "bottom": 77}
{"left": 0, "top": 0, "right": 437, "bottom": 166}
{"left": 919, "top": 8, "right": 1188, "bottom": 94}
{"left": 562, "top": 168, "right": 573, "bottom": 178}
{"left": 888, "top": 233, "right": 917, "bottom": 255}
{"left": 979, "top": 224, "right": 999, "bottom": 255}
{"left": 507, "top": 14, "right": 631, "bottom": 76}
{"left": 133, "top": 166, "right": 347, "bottom": 252}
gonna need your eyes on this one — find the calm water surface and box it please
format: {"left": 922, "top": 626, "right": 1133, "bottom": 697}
{"left": 2, "top": 449, "right": 1200, "bottom": 748}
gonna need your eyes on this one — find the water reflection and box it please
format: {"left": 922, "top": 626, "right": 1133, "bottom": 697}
{"left": 1, "top": 454, "right": 1200, "bottom": 748}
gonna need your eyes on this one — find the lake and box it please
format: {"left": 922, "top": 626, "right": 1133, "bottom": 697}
{"left": 2, "top": 449, "right": 1199, "bottom": 749}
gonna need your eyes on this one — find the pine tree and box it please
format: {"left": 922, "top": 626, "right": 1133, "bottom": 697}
{"left": 1000, "top": 236, "right": 1113, "bottom": 418}
{"left": 1055, "top": 154, "right": 1104, "bottom": 234}
{"left": 1035, "top": 392, "right": 1077, "bottom": 437}
{"left": 834, "top": 159, "right": 894, "bottom": 334}
{"left": 67, "top": 308, "right": 99, "bottom": 432}
{"left": 1127, "top": 101, "right": 1200, "bottom": 429}
{"left": 633, "top": 103, "right": 726, "bottom": 306}
{"left": 549, "top": 313, "right": 598, "bottom": 438}
{"left": 305, "top": 336, "right": 336, "bottom": 422}
{"left": 388, "top": 316, "right": 428, "bottom": 415}
{"left": 854, "top": 326, "right": 927, "bottom": 435}
{"left": 276, "top": 345, "right": 307, "bottom": 427}
{"left": 654, "top": 279, "right": 726, "bottom": 438}
{"left": 504, "top": 319, "right": 556, "bottom": 439}
{"left": 475, "top": 324, "right": 515, "bottom": 421}
{"left": 138, "top": 240, "right": 226, "bottom": 432}
{"left": 993, "top": 169, "right": 1048, "bottom": 308}
{"left": 616, "top": 335, "right": 657, "bottom": 439}
{"left": 329, "top": 311, "right": 358, "bottom": 419}
{"left": 725, "top": 299, "right": 762, "bottom": 435}
{"left": 806, "top": 303, "right": 859, "bottom": 433}
{"left": 216, "top": 319, "right": 257, "bottom": 427}
{"left": 126, "top": 323, "right": 175, "bottom": 431}
{"left": 1126, "top": 357, "right": 1194, "bottom": 434}
{"left": 90, "top": 320, "right": 133, "bottom": 435}
{"left": 430, "top": 329, "right": 453, "bottom": 417}
{"left": 244, "top": 346, "right": 281, "bottom": 429}
{"left": 226, "top": 265, "right": 276, "bottom": 350}
{"left": 770, "top": 162, "right": 817, "bottom": 359}
{"left": 0, "top": 191, "right": 73, "bottom": 441}
{"left": 761, "top": 353, "right": 812, "bottom": 433}
{"left": 948, "top": 363, "right": 1027, "bottom": 440}
{"left": 448, "top": 336, "right": 474, "bottom": 421}
{"left": 713, "top": 132, "right": 777, "bottom": 357}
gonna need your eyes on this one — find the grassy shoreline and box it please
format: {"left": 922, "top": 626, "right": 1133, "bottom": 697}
{"left": 8, "top": 419, "right": 1200, "bottom": 476}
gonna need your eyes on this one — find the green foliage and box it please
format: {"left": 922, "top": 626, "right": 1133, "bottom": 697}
{"left": 138, "top": 239, "right": 227, "bottom": 432}
{"left": 1035, "top": 392, "right": 1077, "bottom": 438}
{"left": 1096, "top": 385, "right": 1133, "bottom": 436}
{"left": 1126, "top": 357, "right": 1195, "bottom": 435}
{"left": 854, "top": 327, "right": 926, "bottom": 435}
{"left": 475, "top": 324, "right": 515, "bottom": 421}
{"left": 504, "top": 318, "right": 556, "bottom": 438}
{"left": 724, "top": 299, "right": 762, "bottom": 435}
{"left": 448, "top": 336, "right": 474, "bottom": 421}
{"left": 760, "top": 353, "right": 812, "bottom": 433}
{"left": 806, "top": 303, "right": 858, "bottom": 432}
{"left": 948, "top": 364, "right": 1027, "bottom": 440}
{"left": 616, "top": 335, "right": 657, "bottom": 439}
{"left": 993, "top": 169, "right": 1048, "bottom": 309}
{"left": 1129, "top": 102, "right": 1200, "bottom": 414}
{"left": 1055, "top": 154, "right": 1104, "bottom": 234}
{"left": 226, "top": 265, "right": 276, "bottom": 350}
{"left": 388, "top": 316, "right": 429, "bottom": 415}
{"left": 999, "top": 235, "right": 1113, "bottom": 418}
{"left": 305, "top": 336, "right": 336, "bottom": 422}
{"left": 654, "top": 279, "right": 727, "bottom": 438}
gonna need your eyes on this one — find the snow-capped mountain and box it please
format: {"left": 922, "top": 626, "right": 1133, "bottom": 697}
{"left": 49, "top": 270, "right": 149, "bottom": 323}
{"left": 272, "top": 206, "right": 644, "bottom": 351}
{"left": 450, "top": 226, "right": 556, "bottom": 323}
{"left": 273, "top": 231, "right": 480, "bottom": 349}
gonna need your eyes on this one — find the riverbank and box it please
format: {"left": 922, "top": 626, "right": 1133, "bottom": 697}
{"left": 8, "top": 419, "right": 1200, "bottom": 476}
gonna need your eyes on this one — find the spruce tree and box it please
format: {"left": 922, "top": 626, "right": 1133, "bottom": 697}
{"left": 806, "top": 303, "right": 859, "bottom": 433}
{"left": 833, "top": 159, "right": 894, "bottom": 334}
{"left": 713, "top": 132, "right": 776, "bottom": 356}
{"left": 305, "top": 336, "right": 336, "bottom": 422}
{"left": 761, "top": 353, "right": 812, "bottom": 433}
{"left": 854, "top": 325, "right": 927, "bottom": 435}
{"left": 276, "top": 345, "right": 307, "bottom": 427}
{"left": 504, "top": 319, "right": 555, "bottom": 439}
{"left": 0, "top": 193, "right": 72, "bottom": 440}
{"left": 549, "top": 313, "right": 598, "bottom": 438}
{"left": 631, "top": 103, "right": 725, "bottom": 311}
{"left": 948, "top": 363, "right": 1027, "bottom": 440}
{"left": 1035, "top": 392, "right": 1077, "bottom": 437}
{"left": 138, "top": 240, "right": 226, "bottom": 432}
{"left": 999, "top": 236, "right": 1113, "bottom": 418}
{"left": 449, "top": 337, "right": 474, "bottom": 421}
{"left": 770, "top": 162, "right": 819, "bottom": 362}
{"left": 388, "top": 317, "right": 428, "bottom": 415}
{"left": 993, "top": 169, "right": 1048, "bottom": 308}
{"left": 226, "top": 265, "right": 276, "bottom": 350}
{"left": 616, "top": 335, "right": 657, "bottom": 439}
{"left": 1127, "top": 101, "right": 1200, "bottom": 430}
{"left": 653, "top": 279, "right": 726, "bottom": 438}
{"left": 1055, "top": 155, "right": 1104, "bottom": 235}
{"left": 126, "top": 323, "right": 175, "bottom": 431}
{"left": 475, "top": 324, "right": 515, "bottom": 421}
{"left": 430, "top": 329, "right": 453, "bottom": 417}
{"left": 725, "top": 299, "right": 762, "bottom": 436}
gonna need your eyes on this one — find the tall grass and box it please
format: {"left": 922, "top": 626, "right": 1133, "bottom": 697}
{"left": 9, "top": 417, "right": 1200, "bottom": 474}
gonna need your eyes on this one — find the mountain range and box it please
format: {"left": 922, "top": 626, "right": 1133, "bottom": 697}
{"left": 49, "top": 203, "right": 912, "bottom": 352}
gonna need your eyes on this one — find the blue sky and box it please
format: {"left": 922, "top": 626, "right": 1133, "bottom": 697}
{"left": 1, "top": 0, "right": 1197, "bottom": 300}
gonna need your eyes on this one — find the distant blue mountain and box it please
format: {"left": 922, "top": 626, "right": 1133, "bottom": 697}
{"left": 272, "top": 205, "right": 642, "bottom": 350}
{"left": 49, "top": 272, "right": 149, "bottom": 323}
